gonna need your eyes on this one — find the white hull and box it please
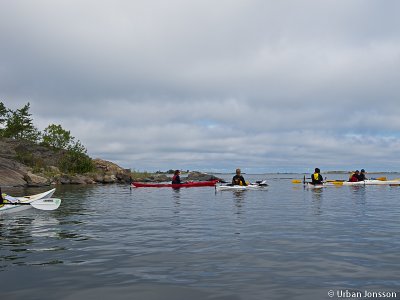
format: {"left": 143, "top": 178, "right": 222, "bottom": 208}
{"left": 304, "top": 183, "right": 325, "bottom": 189}
{"left": 216, "top": 184, "right": 267, "bottom": 191}
{"left": 0, "top": 188, "right": 56, "bottom": 215}
{"left": 305, "top": 180, "right": 400, "bottom": 188}
{"left": 328, "top": 180, "right": 400, "bottom": 186}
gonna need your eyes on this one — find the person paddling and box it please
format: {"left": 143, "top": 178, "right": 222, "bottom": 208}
{"left": 349, "top": 170, "right": 360, "bottom": 182}
{"left": 357, "top": 169, "right": 367, "bottom": 181}
{"left": 232, "top": 168, "right": 247, "bottom": 186}
{"left": 311, "top": 168, "right": 323, "bottom": 185}
{"left": 172, "top": 170, "right": 182, "bottom": 184}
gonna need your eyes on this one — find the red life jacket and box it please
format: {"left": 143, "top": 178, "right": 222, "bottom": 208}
{"left": 172, "top": 175, "right": 181, "bottom": 184}
{"left": 349, "top": 174, "right": 359, "bottom": 182}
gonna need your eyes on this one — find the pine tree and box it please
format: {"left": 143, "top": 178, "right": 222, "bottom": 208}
{"left": 0, "top": 102, "right": 7, "bottom": 135}
{"left": 2, "top": 102, "right": 40, "bottom": 142}
{"left": 42, "top": 124, "right": 73, "bottom": 149}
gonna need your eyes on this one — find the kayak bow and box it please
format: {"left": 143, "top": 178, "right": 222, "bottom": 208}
{"left": 5, "top": 198, "right": 62, "bottom": 210}
{"left": 0, "top": 188, "right": 58, "bottom": 214}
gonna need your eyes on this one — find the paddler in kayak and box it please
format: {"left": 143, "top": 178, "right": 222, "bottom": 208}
{"left": 349, "top": 170, "right": 360, "bottom": 182}
{"left": 311, "top": 168, "right": 323, "bottom": 185}
{"left": 358, "top": 169, "right": 367, "bottom": 181}
{"left": 172, "top": 170, "right": 182, "bottom": 184}
{"left": 232, "top": 168, "right": 247, "bottom": 186}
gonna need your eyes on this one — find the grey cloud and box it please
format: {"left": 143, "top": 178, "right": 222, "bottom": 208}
{"left": 1, "top": 0, "right": 400, "bottom": 172}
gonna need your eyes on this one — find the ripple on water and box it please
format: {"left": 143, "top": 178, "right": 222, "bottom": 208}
{"left": 1, "top": 177, "right": 400, "bottom": 299}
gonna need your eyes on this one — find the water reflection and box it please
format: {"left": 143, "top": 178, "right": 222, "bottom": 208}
{"left": 311, "top": 188, "right": 323, "bottom": 201}
{"left": 0, "top": 186, "right": 97, "bottom": 269}
{"left": 172, "top": 188, "right": 181, "bottom": 202}
{"left": 228, "top": 189, "right": 247, "bottom": 214}
{"left": 172, "top": 189, "right": 181, "bottom": 225}
{"left": 31, "top": 216, "right": 60, "bottom": 238}
{"left": 2, "top": 178, "right": 400, "bottom": 299}
{"left": 0, "top": 217, "right": 34, "bottom": 266}
{"left": 311, "top": 188, "right": 323, "bottom": 215}
{"left": 0, "top": 213, "right": 78, "bottom": 267}
{"left": 350, "top": 186, "right": 366, "bottom": 201}
{"left": 232, "top": 190, "right": 246, "bottom": 201}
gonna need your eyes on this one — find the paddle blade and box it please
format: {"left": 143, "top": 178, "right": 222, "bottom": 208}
{"left": 376, "top": 177, "right": 387, "bottom": 181}
{"left": 258, "top": 180, "right": 268, "bottom": 186}
{"left": 292, "top": 180, "right": 302, "bottom": 184}
{"left": 331, "top": 181, "right": 344, "bottom": 185}
{"left": 30, "top": 198, "right": 62, "bottom": 211}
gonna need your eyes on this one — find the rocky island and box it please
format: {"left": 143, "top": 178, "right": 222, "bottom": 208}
{"left": 0, "top": 137, "right": 221, "bottom": 187}
{"left": 0, "top": 102, "right": 222, "bottom": 187}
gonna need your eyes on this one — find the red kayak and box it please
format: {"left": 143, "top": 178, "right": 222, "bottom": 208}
{"left": 131, "top": 180, "right": 219, "bottom": 188}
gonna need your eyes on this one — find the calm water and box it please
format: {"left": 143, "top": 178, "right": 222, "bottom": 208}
{"left": 1, "top": 174, "right": 400, "bottom": 300}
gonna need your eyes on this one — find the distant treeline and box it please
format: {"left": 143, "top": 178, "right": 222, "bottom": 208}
{"left": 0, "top": 101, "right": 94, "bottom": 174}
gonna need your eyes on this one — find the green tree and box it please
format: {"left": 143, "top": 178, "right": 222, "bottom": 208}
{"left": 2, "top": 102, "right": 40, "bottom": 142}
{"left": 0, "top": 102, "right": 7, "bottom": 135}
{"left": 1, "top": 101, "right": 94, "bottom": 174}
{"left": 42, "top": 124, "right": 73, "bottom": 149}
{"left": 59, "top": 141, "right": 94, "bottom": 174}
{"left": 59, "top": 152, "right": 94, "bottom": 174}
{"left": 42, "top": 124, "right": 94, "bottom": 173}
{"left": 67, "top": 139, "right": 87, "bottom": 153}
{"left": 0, "top": 102, "right": 7, "bottom": 125}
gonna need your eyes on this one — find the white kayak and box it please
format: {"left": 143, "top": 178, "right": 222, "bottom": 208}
{"left": 304, "top": 179, "right": 400, "bottom": 189}
{"left": 216, "top": 181, "right": 268, "bottom": 191}
{"left": 326, "top": 179, "right": 400, "bottom": 186}
{"left": 0, "top": 188, "right": 59, "bottom": 215}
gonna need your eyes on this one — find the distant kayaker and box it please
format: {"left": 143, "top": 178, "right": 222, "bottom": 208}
{"left": 172, "top": 170, "right": 182, "bottom": 184}
{"left": 357, "top": 169, "right": 367, "bottom": 181}
{"left": 349, "top": 170, "right": 360, "bottom": 182}
{"left": 232, "top": 169, "right": 247, "bottom": 186}
{"left": 311, "top": 168, "right": 323, "bottom": 185}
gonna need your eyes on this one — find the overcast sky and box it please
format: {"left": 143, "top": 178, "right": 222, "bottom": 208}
{"left": 1, "top": 0, "right": 400, "bottom": 173}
